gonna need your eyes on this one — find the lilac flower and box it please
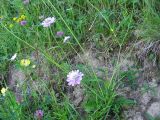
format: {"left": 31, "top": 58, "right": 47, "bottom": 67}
{"left": 66, "top": 70, "right": 84, "bottom": 86}
{"left": 64, "top": 36, "right": 71, "bottom": 43}
{"left": 23, "top": 0, "right": 29, "bottom": 4}
{"left": 56, "top": 31, "right": 64, "bottom": 37}
{"left": 41, "top": 17, "right": 56, "bottom": 27}
{"left": 20, "top": 20, "right": 27, "bottom": 26}
{"left": 35, "top": 110, "right": 43, "bottom": 119}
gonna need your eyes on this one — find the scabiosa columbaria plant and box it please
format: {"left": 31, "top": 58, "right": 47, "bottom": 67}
{"left": 23, "top": 0, "right": 29, "bottom": 4}
{"left": 56, "top": 31, "right": 64, "bottom": 37}
{"left": 41, "top": 17, "right": 56, "bottom": 27}
{"left": 66, "top": 70, "right": 84, "bottom": 86}
{"left": 20, "top": 20, "right": 27, "bottom": 26}
{"left": 35, "top": 110, "right": 44, "bottom": 119}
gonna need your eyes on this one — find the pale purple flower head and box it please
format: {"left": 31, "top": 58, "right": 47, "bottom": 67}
{"left": 41, "top": 17, "right": 56, "bottom": 27}
{"left": 56, "top": 31, "right": 64, "bottom": 37}
{"left": 20, "top": 20, "right": 27, "bottom": 26}
{"left": 35, "top": 110, "right": 43, "bottom": 119}
{"left": 23, "top": 0, "right": 29, "bottom": 4}
{"left": 66, "top": 70, "right": 84, "bottom": 86}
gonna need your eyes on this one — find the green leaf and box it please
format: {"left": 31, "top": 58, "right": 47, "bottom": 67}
{"left": 144, "top": 113, "right": 155, "bottom": 120}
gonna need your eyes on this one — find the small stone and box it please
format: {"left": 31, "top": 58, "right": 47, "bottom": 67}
{"left": 119, "top": 54, "right": 134, "bottom": 71}
{"left": 75, "top": 50, "right": 104, "bottom": 68}
{"left": 133, "top": 29, "right": 143, "bottom": 38}
{"left": 133, "top": 112, "right": 144, "bottom": 120}
{"left": 149, "top": 79, "right": 158, "bottom": 88}
{"left": 124, "top": 109, "right": 136, "bottom": 118}
{"left": 147, "top": 102, "right": 160, "bottom": 118}
{"left": 140, "top": 92, "right": 151, "bottom": 105}
{"left": 140, "top": 105, "right": 146, "bottom": 112}
{"left": 9, "top": 67, "right": 26, "bottom": 89}
{"left": 72, "top": 85, "right": 84, "bottom": 106}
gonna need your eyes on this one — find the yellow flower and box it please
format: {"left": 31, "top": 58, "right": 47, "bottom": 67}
{"left": 20, "top": 15, "right": 26, "bottom": 20}
{"left": 16, "top": 18, "right": 22, "bottom": 22}
{"left": 13, "top": 17, "right": 17, "bottom": 21}
{"left": 14, "top": 15, "right": 26, "bottom": 23}
{"left": 110, "top": 28, "right": 114, "bottom": 32}
{"left": 20, "top": 59, "right": 31, "bottom": 67}
{"left": 1, "top": 87, "right": 8, "bottom": 96}
{"left": 9, "top": 24, "right": 14, "bottom": 28}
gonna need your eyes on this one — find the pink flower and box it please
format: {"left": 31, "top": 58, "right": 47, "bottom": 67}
{"left": 56, "top": 31, "right": 64, "bottom": 37}
{"left": 66, "top": 70, "right": 84, "bottom": 86}
{"left": 23, "top": 0, "right": 29, "bottom": 4}
{"left": 35, "top": 110, "right": 43, "bottom": 119}
{"left": 20, "top": 20, "right": 27, "bottom": 26}
{"left": 41, "top": 17, "right": 56, "bottom": 27}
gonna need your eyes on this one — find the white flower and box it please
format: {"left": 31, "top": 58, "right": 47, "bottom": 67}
{"left": 64, "top": 36, "right": 71, "bottom": 43}
{"left": 32, "top": 65, "right": 36, "bottom": 68}
{"left": 10, "top": 53, "right": 17, "bottom": 61}
{"left": 41, "top": 17, "right": 56, "bottom": 27}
